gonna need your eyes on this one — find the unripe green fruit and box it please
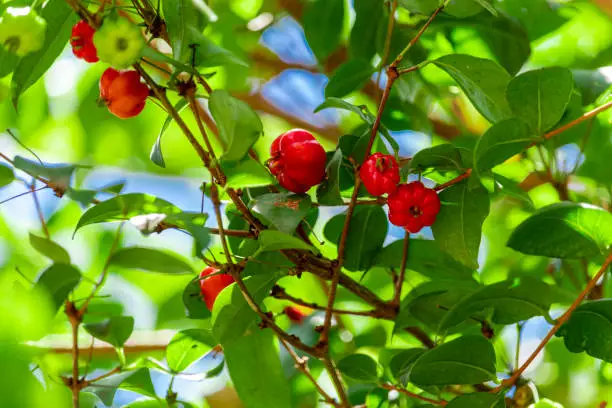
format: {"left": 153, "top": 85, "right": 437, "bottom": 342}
{"left": 93, "top": 17, "right": 144, "bottom": 69}
{"left": 528, "top": 398, "right": 564, "bottom": 408}
{"left": 0, "top": 8, "right": 47, "bottom": 57}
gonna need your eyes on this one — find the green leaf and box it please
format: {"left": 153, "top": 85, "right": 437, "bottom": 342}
{"left": 350, "top": 0, "right": 384, "bottom": 61}
{"left": 398, "top": 0, "right": 439, "bottom": 14}
{"left": 84, "top": 316, "right": 135, "bottom": 348}
{"left": 317, "top": 149, "right": 345, "bottom": 205}
{"left": 209, "top": 90, "right": 263, "bottom": 162}
{"left": 212, "top": 274, "right": 280, "bottom": 345}
{"left": 303, "top": 0, "right": 345, "bottom": 61}
{"left": 438, "top": 277, "right": 557, "bottom": 333}
{"left": 75, "top": 193, "right": 182, "bottom": 233}
{"left": 0, "top": 163, "right": 14, "bottom": 187}
{"left": 506, "top": 67, "right": 574, "bottom": 134}
{"left": 109, "top": 247, "right": 194, "bottom": 275}
{"left": 0, "top": 47, "right": 18, "bottom": 78}
{"left": 163, "top": 0, "right": 207, "bottom": 63}
{"left": 13, "top": 156, "right": 75, "bottom": 190}
{"left": 150, "top": 100, "right": 189, "bottom": 168}
{"left": 165, "top": 212, "right": 211, "bottom": 255}
{"left": 388, "top": 348, "right": 426, "bottom": 386}
{"left": 220, "top": 156, "right": 274, "bottom": 189}
{"left": 507, "top": 202, "right": 612, "bottom": 258}
{"left": 315, "top": 97, "right": 373, "bottom": 123}
{"left": 488, "top": 174, "right": 534, "bottom": 207}
{"left": 558, "top": 300, "right": 612, "bottom": 362}
{"left": 473, "top": 118, "right": 536, "bottom": 174}
{"left": 409, "top": 144, "right": 465, "bottom": 173}
{"left": 182, "top": 278, "right": 210, "bottom": 320}
{"left": 446, "top": 393, "right": 506, "bottom": 408}
{"left": 33, "top": 264, "right": 81, "bottom": 312}
{"left": 223, "top": 330, "right": 292, "bottom": 408}
{"left": 337, "top": 354, "right": 380, "bottom": 383}
{"left": 324, "top": 206, "right": 388, "bottom": 271}
{"left": 433, "top": 54, "right": 511, "bottom": 123}
{"left": 122, "top": 400, "right": 165, "bottom": 408}
{"left": 255, "top": 230, "right": 319, "bottom": 255}
{"left": 431, "top": 182, "right": 490, "bottom": 269}
{"left": 410, "top": 335, "right": 496, "bottom": 386}
{"left": 325, "top": 59, "right": 374, "bottom": 98}
{"left": 251, "top": 193, "right": 312, "bottom": 234}
{"left": 189, "top": 28, "right": 249, "bottom": 68}
{"left": 84, "top": 369, "right": 156, "bottom": 406}
{"left": 445, "top": 0, "right": 494, "bottom": 18}
{"left": 375, "top": 239, "right": 475, "bottom": 280}
{"left": 166, "top": 329, "right": 216, "bottom": 373}
{"left": 11, "top": 1, "right": 78, "bottom": 106}
{"left": 29, "top": 233, "right": 71, "bottom": 264}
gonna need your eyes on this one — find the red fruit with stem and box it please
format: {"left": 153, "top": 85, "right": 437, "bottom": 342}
{"left": 284, "top": 306, "right": 308, "bottom": 324}
{"left": 199, "top": 266, "right": 235, "bottom": 311}
{"left": 359, "top": 153, "right": 400, "bottom": 196}
{"left": 99, "top": 68, "right": 149, "bottom": 119}
{"left": 387, "top": 181, "right": 440, "bottom": 233}
{"left": 70, "top": 20, "right": 98, "bottom": 63}
{"left": 267, "top": 129, "right": 327, "bottom": 193}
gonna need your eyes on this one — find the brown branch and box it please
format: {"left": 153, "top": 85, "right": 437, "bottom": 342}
{"left": 495, "top": 249, "right": 612, "bottom": 391}
{"left": 65, "top": 301, "right": 82, "bottom": 408}
{"left": 375, "top": 0, "right": 399, "bottom": 102}
{"left": 434, "top": 168, "right": 472, "bottom": 192}
{"left": 392, "top": 233, "right": 410, "bottom": 306}
{"left": 381, "top": 384, "right": 447, "bottom": 406}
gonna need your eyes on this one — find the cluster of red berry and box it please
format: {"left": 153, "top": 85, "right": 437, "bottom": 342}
{"left": 70, "top": 20, "right": 148, "bottom": 119}
{"left": 267, "top": 130, "right": 441, "bottom": 233}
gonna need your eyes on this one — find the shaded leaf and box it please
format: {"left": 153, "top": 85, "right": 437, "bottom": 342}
{"left": 183, "top": 279, "right": 210, "bottom": 320}
{"left": 317, "top": 149, "right": 345, "bottom": 205}
{"left": 150, "top": 100, "right": 188, "bottom": 168}
{"left": 507, "top": 202, "right": 612, "bottom": 258}
{"left": 325, "top": 59, "right": 374, "bottom": 98}
{"left": 189, "top": 28, "right": 249, "bottom": 68}
{"left": 166, "top": 329, "right": 216, "bottom": 373}
{"left": 84, "top": 316, "right": 134, "bottom": 348}
{"left": 33, "top": 264, "right": 81, "bottom": 312}
{"left": 389, "top": 348, "right": 426, "bottom": 386}
{"left": 252, "top": 193, "right": 312, "bottom": 234}
{"left": 303, "top": 0, "right": 345, "bottom": 61}
{"left": 446, "top": 393, "right": 506, "bottom": 408}
{"left": 109, "top": 247, "right": 193, "bottom": 275}
{"left": 163, "top": 0, "right": 207, "bottom": 63}
{"left": 13, "top": 156, "right": 75, "bottom": 190}
{"left": 337, "top": 354, "right": 380, "bottom": 383}
{"left": 29, "top": 233, "right": 70, "bottom": 264}
{"left": 84, "top": 369, "right": 156, "bottom": 406}
{"left": 409, "top": 144, "right": 465, "bottom": 173}
{"left": 350, "top": 0, "right": 384, "bottom": 61}
{"left": 0, "top": 163, "right": 14, "bottom": 187}
{"left": 558, "top": 299, "right": 612, "bottom": 362}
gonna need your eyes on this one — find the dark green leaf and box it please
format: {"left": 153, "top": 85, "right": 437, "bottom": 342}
{"left": 182, "top": 278, "right": 210, "bottom": 319}
{"left": 209, "top": 90, "right": 263, "bottom": 162}
{"left": 220, "top": 156, "right": 273, "bottom": 189}
{"left": 375, "top": 239, "right": 475, "bottom": 280}
{"left": 251, "top": 193, "right": 312, "bottom": 234}
{"left": 337, "top": 354, "right": 380, "bottom": 383}
{"left": 433, "top": 54, "right": 511, "bottom": 123}
{"left": 473, "top": 118, "right": 536, "bottom": 174}
{"left": 109, "top": 247, "right": 194, "bottom": 275}
{"left": 317, "top": 149, "right": 345, "bottom": 205}
{"left": 223, "top": 330, "right": 292, "bottom": 408}
{"left": 350, "top": 0, "right": 384, "bottom": 61}
{"left": 431, "top": 182, "right": 490, "bottom": 269}
{"left": 84, "top": 369, "right": 155, "bottom": 406}
{"left": 410, "top": 335, "right": 496, "bottom": 386}
{"left": 445, "top": 0, "right": 493, "bottom": 18}
{"left": 75, "top": 193, "right": 182, "bottom": 233}
{"left": 303, "top": 0, "right": 345, "bottom": 61}
{"left": 212, "top": 274, "right": 280, "bottom": 345}
{"left": 206, "top": 358, "right": 225, "bottom": 378}
{"left": 446, "top": 393, "right": 506, "bottom": 408}
{"left": 33, "top": 264, "right": 81, "bottom": 312}
{"left": 11, "top": 1, "right": 78, "bottom": 106}
{"left": 389, "top": 348, "right": 426, "bottom": 386}
{"left": 409, "top": 144, "right": 465, "bottom": 173}
{"left": 438, "top": 277, "right": 557, "bottom": 333}
{"left": 151, "top": 100, "right": 189, "bottom": 168}
{"left": 165, "top": 212, "right": 211, "bottom": 255}
{"left": 488, "top": 174, "right": 534, "bottom": 207}
{"left": 13, "top": 155, "right": 75, "bottom": 190}
{"left": 325, "top": 59, "right": 374, "bottom": 98}
{"left": 324, "top": 206, "right": 388, "bottom": 271}
{"left": 315, "top": 98, "right": 372, "bottom": 123}
{"left": 506, "top": 67, "right": 574, "bottom": 134}
{"left": 163, "top": 0, "right": 207, "bottom": 63}
{"left": 255, "top": 230, "right": 319, "bottom": 255}
{"left": 0, "top": 163, "right": 14, "bottom": 187}
{"left": 29, "top": 233, "right": 71, "bottom": 264}
{"left": 507, "top": 202, "right": 612, "bottom": 258}
{"left": 166, "top": 329, "right": 216, "bottom": 373}
{"left": 189, "top": 28, "right": 249, "bottom": 68}
{"left": 398, "top": 0, "right": 439, "bottom": 14}
{"left": 558, "top": 299, "right": 612, "bottom": 362}
{"left": 84, "top": 316, "right": 134, "bottom": 348}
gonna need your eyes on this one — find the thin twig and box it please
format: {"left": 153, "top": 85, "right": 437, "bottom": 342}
{"left": 381, "top": 384, "right": 447, "bottom": 406}
{"left": 31, "top": 180, "right": 49, "bottom": 238}
{"left": 0, "top": 186, "right": 48, "bottom": 205}
{"left": 392, "top": 233, "right": 410, "bottom": 306}
{"left": 495, "top": 249, "right": 612, "bottom": 391}
{"left": 375, "top": 0, "right": 398, "bottom": 102}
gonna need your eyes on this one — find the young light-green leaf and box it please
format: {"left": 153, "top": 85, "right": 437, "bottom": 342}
{"left": 507, "top": 202, "right": 612, "bottom": 258}
{"left": 431, "top": 182, "right": 490, "bottom": 269}
{"left": 220, "top": 156, "right": 274, "bottom": 189}
{"left": 433, "top": 54, "right": 512, "bottom": 123}
{"left": 473, "top": 118, "right": 536, "bottom": 174}
{"left": 256, "top": 230, "right": 319, "bottom": 255}
{"left": 29, "top": 233, "right": 71, "bottom": 264}
{"left": 0, "top": 163, "right": 14, "bottom": 187}
{"left": 109, "top": 247, "right": 194, "bottom": 275}
{"left": 166, "top": 329, "right": 216, "bottom": 373}
{"left": 337, "top": 354, "right": 380, "bottom": 383}
{"left": 209, "top": 90, "right": 263, "bottom": 163}
{"left": 84, "top": 316, "right": 135, "bottom": 348}
{"left": 409, "top": 335, "right": 496, "bottom": 386}
{"left": 506, "top": 67, "right": 574, "bottom": 134}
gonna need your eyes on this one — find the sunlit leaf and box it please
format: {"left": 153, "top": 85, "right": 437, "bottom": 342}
{"left": 109, "top": 247, "right": 194, "bottom": 275}
{"left": 166, "top": 329, "right": 216, "bottom": 373}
